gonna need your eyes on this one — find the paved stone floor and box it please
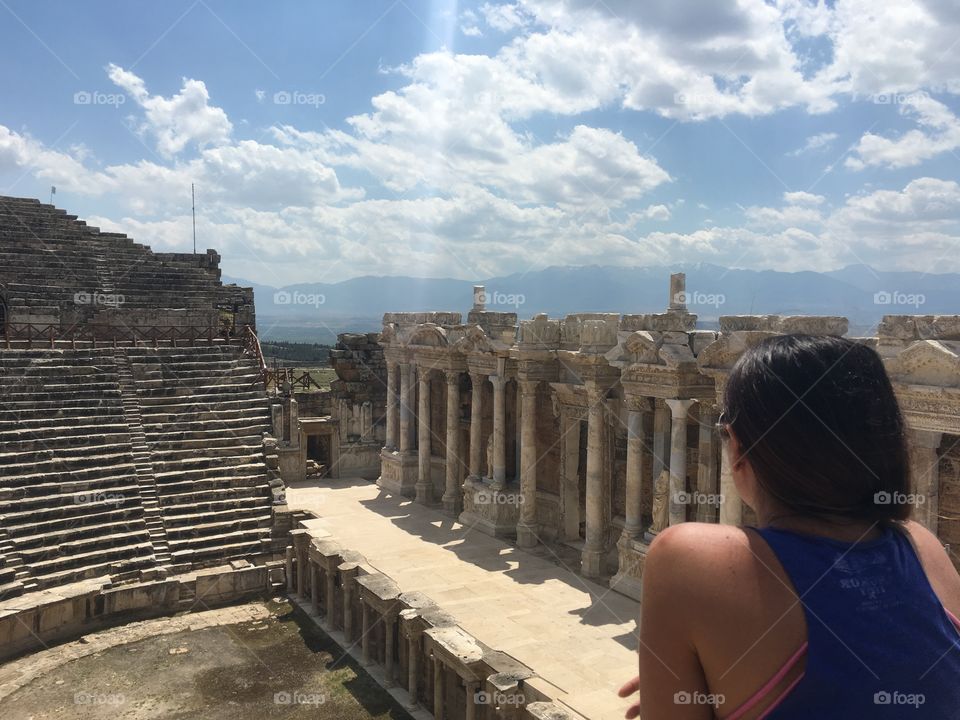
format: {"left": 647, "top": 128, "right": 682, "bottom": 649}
{"left": 287, "top": 477, "right": 641, "bottom": 720}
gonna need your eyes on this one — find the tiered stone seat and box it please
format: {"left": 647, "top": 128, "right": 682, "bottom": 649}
{"left": 0, "top": 349, "right": 157, "bottom": 590}
{"left": 128, "top": 345, "right": 274, "bottom": 567}
{"left": 0, "top": 196, "right": 224, "bottom": 319}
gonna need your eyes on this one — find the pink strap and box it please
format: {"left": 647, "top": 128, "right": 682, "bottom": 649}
{"left": 946, "top": 609, "right": 960, "bottom": 631}
{"left": 724, "top": 642, "right": 808, "bottom": 720}
{"left": 722, "top": 610, "right": 959, "bottom": 719}
{"left": 757, "top": 673, "right": 806, "bottom": 720}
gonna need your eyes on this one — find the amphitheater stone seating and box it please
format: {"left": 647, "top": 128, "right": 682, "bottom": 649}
{"left": 126, "top": 345, "right": 274, "bottom": 569}
{"left": 0, "top": 195, "right": 254, "bottom": 337}
{"left": 0, "top": 194, "right": 280, "bottom": 601}
{"left": 0, "top": 349, "right": 156, "bottom": 594}
{"left": 0, "top": 344, "right": 277, "bottom": 594}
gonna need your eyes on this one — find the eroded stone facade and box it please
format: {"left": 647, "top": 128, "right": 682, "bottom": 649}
{"left": 377, "top": 275, "right": 960, "bottom": 599}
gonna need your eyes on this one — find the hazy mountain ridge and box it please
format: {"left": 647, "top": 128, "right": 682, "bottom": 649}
{"left": 226, "top": 264, "right": 957, "bottom": 343}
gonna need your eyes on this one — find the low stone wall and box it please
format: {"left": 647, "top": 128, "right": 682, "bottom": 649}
{"left": 0, "top": 561, "right": 283, "bottom": 663}
{"left": 287, "top": 522, "right": 586, "bottom": 720}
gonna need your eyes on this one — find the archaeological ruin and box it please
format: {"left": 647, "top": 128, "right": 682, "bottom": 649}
{"left": 2, "top": 193, "right": 960, "bottom": 720}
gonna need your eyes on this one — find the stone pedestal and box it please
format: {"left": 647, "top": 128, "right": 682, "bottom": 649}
{"left": 609, "top": 535, "right": 650, "bottom": 601}
{"left": 378, "top": 448, "right": 419, "bottom": 497}
{"left": 458, "top": 476, "right": 522, "bottom": 538}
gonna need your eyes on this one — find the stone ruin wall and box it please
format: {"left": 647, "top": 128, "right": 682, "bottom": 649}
{"left": 374, "top": 278, "right": 960, "bottom": 596}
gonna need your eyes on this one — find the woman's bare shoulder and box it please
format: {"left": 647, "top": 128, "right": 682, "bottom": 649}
{"left": 645, "top": 523, "right": 780, "bottom": 598}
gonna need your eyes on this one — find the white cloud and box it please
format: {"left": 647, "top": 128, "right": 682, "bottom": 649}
{"left": 784, "top": 191, "right": 826, "bottom": 205}
{"left": 787, "top": 132, "right": 838, "bottom": 156}
{"left": 481, "top": 2, "right": 532, "bottom": 32}
{"left": 846, "top": 94, "right": 960, "bottom": 169}
{"left": 107, "top": 64, "right": 233, "bottom": 157}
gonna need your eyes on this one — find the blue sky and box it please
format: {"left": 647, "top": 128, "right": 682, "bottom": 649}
{"left": 1, "top": 0, "right": 959, "bottom": 286}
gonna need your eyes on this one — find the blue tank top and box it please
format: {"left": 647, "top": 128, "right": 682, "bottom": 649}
{"left": 752, "top": 524, "right": 960, "bottom": 719}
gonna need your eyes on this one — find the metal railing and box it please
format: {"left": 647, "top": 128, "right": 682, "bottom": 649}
{"left": 1, "top": 321, "right": 239, "bottom": 349}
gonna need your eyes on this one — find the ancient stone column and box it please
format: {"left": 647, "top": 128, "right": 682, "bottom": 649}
{"left": 325, "top": 568, "right": 336, "bottom": 623}
{"left": 696, "top": 406, "right": 720, "bottom": 523}
{"left": 651, "top": 401, "right": 670, "bottom": 484}
{"left": 490, "top": 374, "right": 507, "bottom": 490}
{"left": 666, "top": 399, "right": 696, "bottom": 526}
{"left": 909, "top": 429, "right": 943, "bottom": 533}
{"left": 433, "top": 655, "right": 445, "bottom": 720}
{"left": 465, "top": 681, "right": 479, "bottom": 720}
{"left": 343, "top": 578, "right": 355, "bottom": 641}
{"left": 385, "top": 362, "right": 398, "bottom": 450}
{"left": 719, "top": 441, "right": 743, "bottom": 525}
{"left": 384, "top": 614, "right": 396, "bottom": 687}
{"left": 623, "top": 404, "right": 648, "bottom": 540}
{"left": 416, "top": 367, "right": 433, "bottom": 504}
{"left": 443, "top": 371, "right": 462, "bottom": 516}
{"left": 407, "top": 635, "right": 420, "bottom": 708}
{"left": 285, "top": 547, "right": 294, "bottom": 593}
{"left": 468, "top": 372, "right": 485, "bottom": 480}
{"left": 296, "top": 548, "right": 307, "bottom": 599}
{"left": 517, "top": 379, "right": 539, "bottom": 548}
{"left": 399, "top": 362, "right": 413, "bottom": 455}
{"left": 361, "top": 602, "right": 372, "bottom": 666}
{"left": 582, "top": 381, "right": 606, "bottom": 578}
{"left": 311, "top": 564, "right": 321, "bottom": 615}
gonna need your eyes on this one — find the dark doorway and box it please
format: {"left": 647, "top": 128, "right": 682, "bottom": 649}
{"left": 307, "top": 433, "right": 332, "bottom": 475}
{"left": 577, "top": 419, "right": 588, "bottom": 540}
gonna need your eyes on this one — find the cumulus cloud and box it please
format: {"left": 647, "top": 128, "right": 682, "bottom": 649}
{"left": 787, "top": 132, "right": 838, "bottom": 156}
{"left": 107, "top": 64, "right": 233, "bottom": 156}
{"left": 846, "top": 94, "right": 960, "bottom": 169}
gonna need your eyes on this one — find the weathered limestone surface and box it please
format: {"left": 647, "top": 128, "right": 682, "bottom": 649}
{"left": 375, "top": 278, "right": 960, "bottom": 598}
{"left": 0, "top": 195, "right": 254, "bottom": 337}
{"left": 288, "top": 487, "right": 630, "bottom": 720}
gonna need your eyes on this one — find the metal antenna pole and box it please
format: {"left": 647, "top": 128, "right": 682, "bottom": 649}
{"left": 192, "top": 183, "right": 197, "bottom": 255}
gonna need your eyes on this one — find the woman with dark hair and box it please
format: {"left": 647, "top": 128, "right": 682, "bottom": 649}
{"left": 618, "top": 334, "right": 960, "bottom": 719}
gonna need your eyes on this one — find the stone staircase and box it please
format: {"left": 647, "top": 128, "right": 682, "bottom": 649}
{"left": 128, "top": 345, "right": 275, "bottom": 570}
{"left": 114, "top": 349, "right": 172, "bottom": 569}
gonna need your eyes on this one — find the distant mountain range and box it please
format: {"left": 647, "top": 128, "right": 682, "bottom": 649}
{"left": 225, "top": 264, "right": 957, "bottom": 344}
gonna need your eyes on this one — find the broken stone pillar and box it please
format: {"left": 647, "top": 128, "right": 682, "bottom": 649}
{"left": 473, "top": 285, "right": 486, "bottom": 312}
{"left": 669, "top": 272, "right": 686, "bottom": 310}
